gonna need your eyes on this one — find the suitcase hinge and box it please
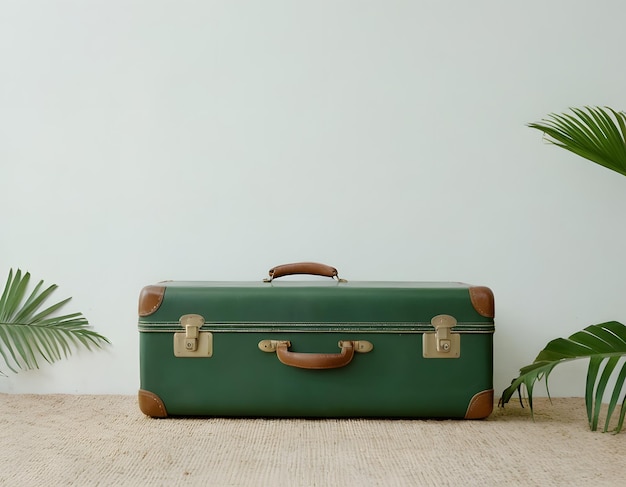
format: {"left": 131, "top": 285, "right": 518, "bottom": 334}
{"left": 174, "top": 314, "right": 213, "bottom": 358}
{"left": 423, "top": 314, "right": 460, "bottom": 359}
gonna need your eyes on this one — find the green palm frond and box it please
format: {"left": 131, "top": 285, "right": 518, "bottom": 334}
{"left": 0, "top": 269, "right": 110, "bottom": 375}
{"left": 528, "top": 106, "right": 626, "bottom": 177}
{"left": 499, "top": 321, "right": 626, "bottom": 434}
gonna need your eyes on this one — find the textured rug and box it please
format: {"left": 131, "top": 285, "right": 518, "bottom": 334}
{"left": 0, "top": 394, "right": 623, "bottom": 486}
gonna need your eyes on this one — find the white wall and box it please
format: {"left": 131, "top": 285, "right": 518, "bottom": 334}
{"left": 1, "top": 1, "right": 625, "bottom": 397}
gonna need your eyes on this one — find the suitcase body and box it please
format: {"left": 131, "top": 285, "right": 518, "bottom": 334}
{"left": 137, "top": 264, "right": 495, "bottom": 419}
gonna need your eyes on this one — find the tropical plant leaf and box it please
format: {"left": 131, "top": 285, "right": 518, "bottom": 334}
{"left": 0, "top": 269, "right": 110, "bottom": 375}
{"left": 499, "top": 321, "right": 626, "bottom": 433}
{"left": 605, "top": 362, "right": 626, "bottom": 432}
{"left": 528, "top": 106, "right": 626, "bottom": 177}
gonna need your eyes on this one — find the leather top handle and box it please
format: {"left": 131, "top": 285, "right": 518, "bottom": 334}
{"left": 258, "top": 339, "right": 373, "bottom": 369}
{"left": 265, "top": 262, "right": 344, "bottom": 282}
{"left": 276, "top": 341, "right": 354, "bottom": 369}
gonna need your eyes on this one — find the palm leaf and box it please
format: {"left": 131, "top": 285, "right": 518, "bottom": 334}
{"left": 528, "top": 106, "right": 626, "bottom": 177}
{"left": 0, "top": 269, "right": 110, "bottom": 375}
{"left": 499, "top": 321, "right": 626, "bottom": 433}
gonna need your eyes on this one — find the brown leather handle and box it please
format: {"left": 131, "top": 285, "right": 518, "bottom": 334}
{"left": 266, "top": 262, "right": 339, "bottom": 282}
{"left": 276, "top": 341, "right": 355, "bottom": 369}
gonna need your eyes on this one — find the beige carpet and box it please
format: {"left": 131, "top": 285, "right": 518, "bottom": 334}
{"left": 0, "top": 395, "right": 623, "bottom": 486}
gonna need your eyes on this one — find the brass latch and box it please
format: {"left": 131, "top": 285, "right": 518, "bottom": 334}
{"left": 173, "top": 314, "right": 213, "bottom": 358}
{"left": 423, "top": 314, "right": 460, "bottom": 358}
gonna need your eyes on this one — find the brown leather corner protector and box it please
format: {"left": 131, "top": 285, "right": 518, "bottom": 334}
{"left": 138, "top": 285, "right": 166, "bottom": 317}
{"left": 464, "top": 389, "right": 494, "bottom": 419}
{"left": 138, "top": 389, "right": 168, "bottom": 418}
{"left": 469, "top": 286, "right": 495, "bottom": 318}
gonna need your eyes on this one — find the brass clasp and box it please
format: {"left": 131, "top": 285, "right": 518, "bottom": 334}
{"left": 423, "top": 314, "right": 460, "bottom": 358}
{"left": 174, "top": 314, "right": 213, "bottom": 358}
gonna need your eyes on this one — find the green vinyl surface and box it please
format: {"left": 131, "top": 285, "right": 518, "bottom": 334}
{"left": 138, "top": 281, "right": 494, "bottom": 417}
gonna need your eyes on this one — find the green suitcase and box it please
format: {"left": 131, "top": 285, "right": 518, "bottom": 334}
{"left": 137, "top": 263, "right": 495, "bottom": 418}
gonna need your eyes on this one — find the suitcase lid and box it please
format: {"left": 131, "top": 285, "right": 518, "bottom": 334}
{"left": 138, "top": 281, "right": 494, "bottom": 333}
